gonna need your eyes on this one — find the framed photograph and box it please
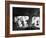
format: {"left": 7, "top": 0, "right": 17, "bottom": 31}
{"left": 5, "top": 1, "right": 45, "bottom": 37}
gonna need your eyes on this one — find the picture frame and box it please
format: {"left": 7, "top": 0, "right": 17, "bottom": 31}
{"left": 5, "top": 1, "right": 45, "bottom": 37}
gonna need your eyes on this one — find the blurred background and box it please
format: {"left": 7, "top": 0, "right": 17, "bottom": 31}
{"left": 0, "top": 0, "right": 46, "bottom": 38}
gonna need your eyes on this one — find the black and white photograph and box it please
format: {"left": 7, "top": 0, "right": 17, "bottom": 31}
{"left": 13, "top": 7, "right": 40, "bottom": 31}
